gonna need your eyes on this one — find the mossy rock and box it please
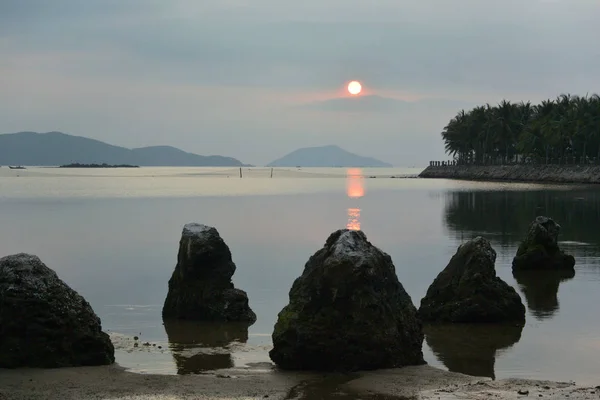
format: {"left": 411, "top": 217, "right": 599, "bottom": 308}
{"left": 0, "top": 254, "right": 114, "bottom": 368}
{"left": 162, "top": 223, "right": 256, "bottom": 323}
{"left": 512, "top": 216, "right": 575, "bottom": 271}
{"left": 269, "top": 230, "right": 424, "bottom": 371}
{"left": 419, "top": 237, "right": 526, "bottom": 324}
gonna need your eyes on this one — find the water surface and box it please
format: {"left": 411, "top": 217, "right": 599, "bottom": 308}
{"left": 1, "top": 167, "right": 598, "bottom": 384}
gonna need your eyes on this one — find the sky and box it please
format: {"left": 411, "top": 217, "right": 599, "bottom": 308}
{"left": 1, "top": 0, "right": 599, "bottom": 166}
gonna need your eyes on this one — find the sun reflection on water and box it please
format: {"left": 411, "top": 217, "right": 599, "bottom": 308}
{"left": 347, "top": 208, "right": 361, "bottom": 231}
{"left": 346, "top": 168, "right": 364, "bottom": 230}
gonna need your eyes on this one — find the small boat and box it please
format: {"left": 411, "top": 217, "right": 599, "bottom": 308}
{"left": 9, "top": 166, "right": 26, "bottom": 170}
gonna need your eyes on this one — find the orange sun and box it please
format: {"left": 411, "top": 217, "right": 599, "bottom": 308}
{"left": 347, "top": 81, "right": 362, "bottom": 95}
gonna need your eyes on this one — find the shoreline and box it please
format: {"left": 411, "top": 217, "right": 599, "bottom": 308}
{"left": 2, "top": 332, "right": 598, "bottom": 400}
{"left": 418, "top": 164, "right": 600, "bottom": 184}
{"left": 1, "top": 362, "right": 598, "bottom": 400}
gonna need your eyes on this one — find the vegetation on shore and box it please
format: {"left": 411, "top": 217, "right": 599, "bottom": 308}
{"left": 59, "top": 163, "right": 139, "bottom": 168}
{"left": 441, "top": 94, "right": 600, "bottom": 164}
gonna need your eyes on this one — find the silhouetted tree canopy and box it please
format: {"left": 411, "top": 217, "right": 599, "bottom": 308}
{"left": 442, "top": 94, "right": 600, "bottom": 163}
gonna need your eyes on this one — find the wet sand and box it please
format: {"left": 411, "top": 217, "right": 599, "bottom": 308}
{"left": 2, "top": 332, "right": 597, "bottom": 399}
{"left": 1, "top": 363, "right": 599, "bottom": 400}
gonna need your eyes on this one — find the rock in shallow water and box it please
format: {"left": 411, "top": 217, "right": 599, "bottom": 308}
{"left": 512, "top": 216, "right": 575, "bottom": 271}
{"left": 269, "top": 229, "right": 424, "bottom": 371}
{"left": 0, "top": 253, "right": 114, "bottom": 368}
{"left": 162, "top": 223, "right": 256, "bottom": 323}
{"left": 419, "top": 237, "right": 526, "bottom": 324}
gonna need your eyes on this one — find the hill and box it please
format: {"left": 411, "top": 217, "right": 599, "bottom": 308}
{"left": 267, "top": 145, "right": 392, "bottom": 167}
{"left": 0, "top": 132, "right": 248, "bottom": 166}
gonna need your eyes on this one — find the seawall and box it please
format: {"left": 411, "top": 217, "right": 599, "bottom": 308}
{"left": 418, "top": 164, "right": 600, "bottom": 184}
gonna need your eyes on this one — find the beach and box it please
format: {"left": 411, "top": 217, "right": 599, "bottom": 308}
{"left": 1, "top": 362, "right": 598, "bottom": 400}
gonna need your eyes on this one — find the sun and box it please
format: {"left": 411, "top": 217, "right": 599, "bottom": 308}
{"left": 347, "top": 81, "right": 362, "bottom": 95}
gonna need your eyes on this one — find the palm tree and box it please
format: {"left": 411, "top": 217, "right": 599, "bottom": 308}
{"left": 489, "top": 100, "right": 518, "bottom": 163}
{"left": 468, "top": 106, "right": 488, "bottom": 164}
{"left": 440, "top": 93, "right": 600, "bottom": 165}
{"left": 442, "top": 110, "right": 472, "bottom": 162}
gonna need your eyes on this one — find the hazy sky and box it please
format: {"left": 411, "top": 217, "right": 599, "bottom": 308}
{"left": 1, "top": 1, "right": 599, "bottom": 166}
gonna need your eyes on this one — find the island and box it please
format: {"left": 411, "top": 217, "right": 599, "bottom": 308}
{"left": 267, "top": 145, "right": 392, "bottom": 168}
{"left": 419, "top": 93, "right": 600, "bottom": 184}
{"left": 59, "top": 163, "right": 139, "bottom": 168}
{"left": 0, "top": 131, "right": 250, "bottom": 167}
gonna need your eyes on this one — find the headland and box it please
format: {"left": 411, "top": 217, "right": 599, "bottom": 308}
{"left": 419, "top": 163, "right": 600, "bottom": 184}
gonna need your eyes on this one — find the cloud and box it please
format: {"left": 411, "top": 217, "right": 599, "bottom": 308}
{"left": 297, "top": 95, "right": 411, "bottom": 113}
{"left": 1, "top": 0, "right": 599, "bottom": 166}
{"left": 296, "top": 95, "right": 475, "bottom": 114}
{"left": 3, "top": 0, "right": 599, "bottom": 95}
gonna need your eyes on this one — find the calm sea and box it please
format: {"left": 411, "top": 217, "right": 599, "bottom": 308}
{"left": 1, "top": 166, "right": 598, "bottom": 384}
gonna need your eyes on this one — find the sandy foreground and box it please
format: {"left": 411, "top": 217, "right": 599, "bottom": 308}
{"left": 1, "top": 362, "right": 599, "bottom": 400}
{"left": 1, "top": 332, "right": 598, "bottom": 399}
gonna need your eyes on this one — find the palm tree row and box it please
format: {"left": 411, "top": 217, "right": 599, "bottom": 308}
{"left": 441, "top": 94, "right": 600, "bottom": 164}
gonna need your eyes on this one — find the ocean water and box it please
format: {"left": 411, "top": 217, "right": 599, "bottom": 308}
{"left": 0, "top": 166, "right": 599, "bottom": 384}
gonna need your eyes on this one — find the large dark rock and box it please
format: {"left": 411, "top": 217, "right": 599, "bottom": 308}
{"left": 269, "top": 229, "right": 424, "bottom": 371}
{"left": 512, "top": 216, "right": 575, "bottom": 271}
{"left": 0, "top": 254, "right": 114, "bottom": 368}
{"left": 162, "top": 223, "right": 256, "bottom": 323}
{"left": 419, "top": 237, "right": 525, "bottom": 324}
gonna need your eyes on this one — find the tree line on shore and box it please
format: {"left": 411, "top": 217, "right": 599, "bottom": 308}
{"left": 441, "top": 94, "right": 600, "bottom": 164}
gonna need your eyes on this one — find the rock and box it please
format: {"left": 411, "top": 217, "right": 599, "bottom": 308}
{"left": 162, "top": 223, "right": 256, "bottom": 323}
{"left": 0, "top": 253, "right": 115, "bottom": 368}
{"left": 512, "top": 216, "right": 575, "bottom": 271}
{"left": 418, "top": 237, "right": 526, "bottom": 324}
{"left": 269, "top": 229, "right": 424, "bottom": 371}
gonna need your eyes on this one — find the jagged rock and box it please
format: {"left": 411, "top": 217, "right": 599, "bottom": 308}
{"left": 419, "top": 237, "right": 525, "bottom": 324}
{"left": 162, "top": 223, "right": 256, "bottom": 323}
{"left": 0, "top": 253, "right": 114, "bottom": 368}
{"left": 269, "top": 229, "right": 424, "bottom": 371}
{"left": 512, "top": 216, "right": 575, "bottom": 271}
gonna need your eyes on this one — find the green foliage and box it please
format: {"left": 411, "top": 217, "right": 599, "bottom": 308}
{"left": 442, "top": 94, "right": 600, "bottom": 163}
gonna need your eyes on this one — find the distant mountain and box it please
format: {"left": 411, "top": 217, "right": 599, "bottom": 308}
{"left": 0, "top": 131, "right": 248, "bottom": 166}
{"left": 267, "top": 145, "right": 392, "bottom": 167}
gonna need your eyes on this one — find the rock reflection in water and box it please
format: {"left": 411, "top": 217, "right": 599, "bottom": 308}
{"left": 424, "top": 323, "right": 523, "bottom": 379}
{"left": 513, "top": 269, "right": 575, "bottom": 320}
{"left": 163, "top": 319, "right": 249, "bottom": 374}
{"left": 443, "top": 189, "right": 600, "bottom": 247}
{"left": 285, "top": 374, "right": 411, "bottom": 400}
